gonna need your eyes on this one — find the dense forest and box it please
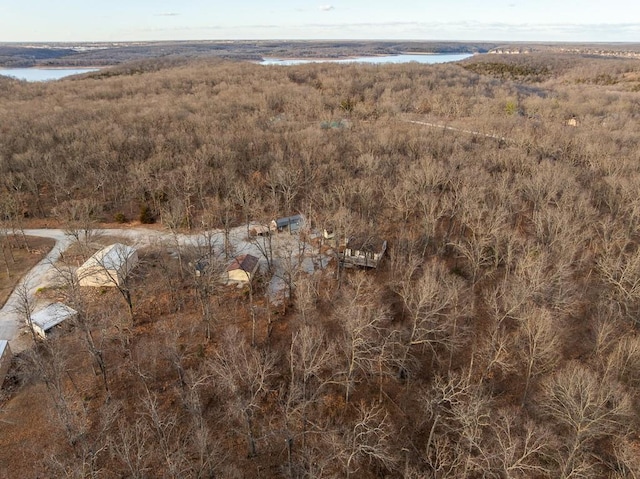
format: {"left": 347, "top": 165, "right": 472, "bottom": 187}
{"left": 1, "top": 52, "right": 640, "bottom": 478}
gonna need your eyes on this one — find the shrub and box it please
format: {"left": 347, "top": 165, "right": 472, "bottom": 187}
{"left": 139, "top": 204, "right": 155, "bottom": 224}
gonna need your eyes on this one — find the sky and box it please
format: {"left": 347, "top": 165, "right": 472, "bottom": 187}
{"left": 1, "top": 0, "right": 639, "bottom": 43}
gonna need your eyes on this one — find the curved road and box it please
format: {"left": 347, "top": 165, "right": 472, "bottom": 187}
{"left": 0, "top": 228, "right": 168, "bottom": 352}
{"left": 1, "top": 226, "right": 325, "bottom": 353}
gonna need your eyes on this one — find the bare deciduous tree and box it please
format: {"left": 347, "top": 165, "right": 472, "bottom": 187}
{"left": 339, "top": 402, "right": 397, "bottom": 478}
{"left": 489, "top": 408, "right": 550, "bottom": 478}
{"left": 515, "top": 307, "right": 561, "bottom": 405}
{"left": 419, "top": 372, "right": 493, "bottom": 478}
{"left": 335, "top": 275, "right": 390, "bottom": 402}
{"left": 540, "top": 364, "right": 632, "bottom": 479}
{"left": 597, "top": 242, "right": 640, "bottom": 322}
{"left": 111, "top": 416, "right": 153, "bottom": 479}
{"left": 78, "top": 243, "right": 138, "bottom": 319}
{"left": 285, "top": 324, "right": 337, "bottom": 454}
{"left": 12, "top": 274, "right": 39, "bottom": 346}
{"left": 53, "top": 198, "right": 101, "bottom": 255}
{"left": 208, "top": 328, "right": 276, "bottom": 457}
{"left": 140, "top": 390, "right": 189, "bottom": 477}
{"left": 395, "top": 261, "right": 466, "bottom": 376}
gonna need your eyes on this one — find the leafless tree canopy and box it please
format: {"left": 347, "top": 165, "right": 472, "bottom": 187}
{"left": 2, "top": 52, "right": 640, "bottom": 477}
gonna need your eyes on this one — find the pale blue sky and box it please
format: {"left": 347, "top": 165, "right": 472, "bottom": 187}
{"left": 1, "top": 1, "right": 638, "bottom": 42}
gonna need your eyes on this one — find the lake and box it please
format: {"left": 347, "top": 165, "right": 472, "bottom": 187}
{"left": 0, "top": 68, "right": 99, "bottom": 82}
{"left": 259, "top": 53, "right": 473, "bottom": 66}
{"left": 0, "top": 55, "right": 473, "bottom": 80}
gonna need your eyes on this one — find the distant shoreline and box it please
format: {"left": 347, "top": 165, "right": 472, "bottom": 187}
{"left": 258, "top": 52, "right": 473, "bottom": 65}
{"left": 261, "top": 52, "right": 451, "bottom": 61}
{"left": 1, "top": 41, "right": 639, "bottom": 70}
{"left": 0, "top": 66, "right": 105, "bottom": 70}
{"left": 0, "top": 66, "right": 103, "bottom": 82}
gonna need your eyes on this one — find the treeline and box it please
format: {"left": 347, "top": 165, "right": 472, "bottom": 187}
{"left": 461, "top": 60, "right": 550, "bottom": 81}
{"left": 0, "top": 41, "right": 498, "bottom": 68}
{"left": 2, "top": 54, "right": 640, "bottom": 477}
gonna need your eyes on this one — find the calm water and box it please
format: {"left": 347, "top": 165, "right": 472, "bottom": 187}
{"left": 260, "top": 53, "right": 473, "bottom": 66}
{"left": 0, "top": 68, "right": 99, "bottom": 82}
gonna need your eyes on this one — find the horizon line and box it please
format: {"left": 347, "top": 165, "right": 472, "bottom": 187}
{"left": 1, "top": 39, "right": 640, "bottom": 45}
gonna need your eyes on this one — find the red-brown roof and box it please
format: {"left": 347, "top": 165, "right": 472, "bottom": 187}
{"left": 226, "top": 254, "right": 260, "bottom": 273}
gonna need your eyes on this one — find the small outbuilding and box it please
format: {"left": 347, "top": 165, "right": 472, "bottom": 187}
{"left": 250, "top": 225, "right": 271, "bottom": 237}
{"left": 77, "top": 243, "right": 138, "bottom": 287}
{"left": 322, "top": 225, "right": 335, "bottom": 240}
{"left": 0, "top": 340, "right": 11, "bottom": 388}
{"left": 340, "top": 235, "right": 387, "bottom": 269}
{"left": 270, "top": 214, "right": 305, "bottom": 234}
{"left": 226, "top": 254, "right": 260, "bottom": 284}
{"left": 565, "top": 116, "right": 579, "bottom": 127}
{"left": 30, "top": 303, "right": 78, "bottom": 339}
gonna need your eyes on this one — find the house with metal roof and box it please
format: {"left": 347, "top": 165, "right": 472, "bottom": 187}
{"left": 29, "top": 303, "right": 78, "bottom": 339}
{"left": 77, "top": 243, "right": 138, "bottom": 287}
{"left": 270, "top": 214, "right": 305, "bottom": 234}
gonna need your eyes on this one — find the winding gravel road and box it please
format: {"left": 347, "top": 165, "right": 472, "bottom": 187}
{"left": 0, "top": 228, "right": 167, "bottom": 352}
{"left": 1, "top": 226, "right": 325, "bottom": 353}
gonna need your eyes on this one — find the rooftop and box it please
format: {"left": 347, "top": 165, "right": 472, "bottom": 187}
{"left": 0, "top": 340, "right": 8, "bottom": 358}
{"left": 31, "top": 303, "right": 78, "bottom": 332}
{"left": 82, "top": 243, "right": 136, "bottom": 270}
{"left": 275, "top": 214, "right": 304, "bottom": 227}
{"left": 346, "top": 235, "right": 387, "bottom": 253}
{"left": 227, "top": 254, "right": 260, "bottom": 273}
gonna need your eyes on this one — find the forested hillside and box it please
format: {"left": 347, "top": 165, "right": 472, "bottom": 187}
{"left": 1, "top": 54, "right": 640, "bottom": 478}
{"left": 0, "top": 41, "right": 493, "bottom": 67}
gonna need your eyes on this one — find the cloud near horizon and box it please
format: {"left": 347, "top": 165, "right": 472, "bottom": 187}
{"left": 319, "top": 5, "right": 335, "bottom": 11}
{"left": 96, "top": 18, "right": 640, "bottom": 43}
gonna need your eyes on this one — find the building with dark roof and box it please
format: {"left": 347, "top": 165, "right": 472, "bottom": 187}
{"left": 226, "top": 254, "right": 260, "bottom": 283}
{"left": 270, "top": 214, "right": 305, "bottom": 234}
{"left": 340, "top": 235, "right": 387, "bottom": 268}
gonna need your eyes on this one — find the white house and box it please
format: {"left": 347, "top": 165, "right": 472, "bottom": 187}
{"left": 77, "top": 243, "right": 138, "bottom": 287}
{"left": 226, "top": 254, "right": 260, "bottom": 284}
{"left": 30, "top": 303, "right": 78, "bottom": 339}
{"left": 0, "top": 340, "right": 11, "bottom": 388}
